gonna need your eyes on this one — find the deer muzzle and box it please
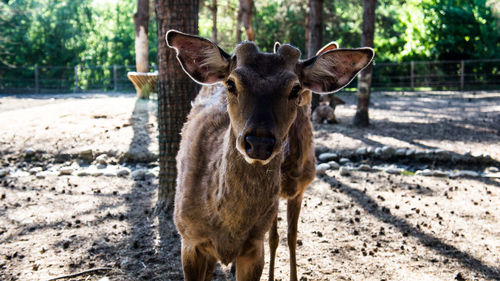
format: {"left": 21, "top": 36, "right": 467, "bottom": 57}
{"left": 244, "top": 134, "right": 276, "bottom": 161}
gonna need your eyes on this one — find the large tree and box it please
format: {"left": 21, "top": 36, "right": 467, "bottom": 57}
{"left": 155, "top": 0, "right": 200, "bottom": 211}
{"left": 353, "top": 0, "right": 376, "bottom": 127}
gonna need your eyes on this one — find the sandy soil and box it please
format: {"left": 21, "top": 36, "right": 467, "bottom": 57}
{"left": 0, "top": 91, "right": 499, "bottom": 281}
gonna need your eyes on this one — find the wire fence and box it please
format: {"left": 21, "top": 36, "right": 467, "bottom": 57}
{"left": 0, "top": 59, "right": 499, "bottom": 94}
{"left": 370, "top": 59, "right": 500, "bottom": 91}
{"left": 0, "top": 64, "right": 157, "bottom": 94}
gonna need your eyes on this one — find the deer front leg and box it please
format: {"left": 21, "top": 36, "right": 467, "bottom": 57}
{"left": 204, "top": 256, "right": 217, "bottom": 281}
{"left": 287, "top": 194, "right": 303, "bottom": 281}
{"left": 235, "top": 239, "right": 265, "bottom": 281}
{"left": 181, "top": 241, "right": 211, "bottom": 281}
{"left": 268, "top": 215, "right": 279, "bottom": 281}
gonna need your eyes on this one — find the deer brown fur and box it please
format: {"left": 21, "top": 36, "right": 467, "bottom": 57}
{"left": 167, "top": 30, "right": 373, "bottom": 281}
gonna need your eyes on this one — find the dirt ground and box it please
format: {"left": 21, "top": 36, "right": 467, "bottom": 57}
{"left": 0, "top": 91, "right": 499, "bottom": 281}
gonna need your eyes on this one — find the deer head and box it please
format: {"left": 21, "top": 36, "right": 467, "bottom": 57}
{"left": 167, "top": 30, "right": 374, "bottom": 165}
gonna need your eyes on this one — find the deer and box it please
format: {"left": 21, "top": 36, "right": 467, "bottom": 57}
{"left": 312, "top": 94, "right": 346, "bottom": 124}
{"left": 166, "top": 30, "right": 373, "bottom": 281}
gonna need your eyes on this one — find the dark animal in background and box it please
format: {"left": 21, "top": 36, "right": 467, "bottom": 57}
{"left": 312, "top": 94, "right": 346, "bottom": 124}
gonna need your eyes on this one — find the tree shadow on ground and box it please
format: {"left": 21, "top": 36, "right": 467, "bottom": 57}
{"left": 317, "top": 118, "right": 499, "bottom": 149}
{"left": 111, "top": 98, "right": 181, "bottom": 280}
{"left": 315, "top": 117, "right": 500, "bottom": 171}
{"left": 319, "top": 175, "right": 500, "bottom": 280}
{"left": 321, "top": 92, "right": 500, "bottom": 154}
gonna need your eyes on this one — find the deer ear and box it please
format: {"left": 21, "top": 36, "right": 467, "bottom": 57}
{"left": 273, "top": 42, "right": 281, "bottom": 53}
{"left": 300, "top": 48, "right": 374, "bottom": 93}
{"left": 166, "top": 30, "right": 230, "bottom": 84}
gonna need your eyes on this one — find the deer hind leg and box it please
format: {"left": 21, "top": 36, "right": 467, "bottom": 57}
{"left": 268, "top": 215, "right": 279, "bottom": 281}
{"left": 287, "top": 193, "right": 304, "bottom": 281}
{"left": 181, "top": 242, "right": 211, "bottom": 281}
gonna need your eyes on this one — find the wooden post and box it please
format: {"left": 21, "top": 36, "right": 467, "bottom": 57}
{"left": 74, "top": 65, "right": 79, "bottom": 93}
{"left": 113, "top": 65, "right": 118, "bottom": 92}
{"left": 410, "top": 61, "right": 414, "bottom": 91}
{"left": 460, "top": 60, "right": 464, "bottom": 91}
{"left": 34, "top": 65, "right": 40, "bottom": 94}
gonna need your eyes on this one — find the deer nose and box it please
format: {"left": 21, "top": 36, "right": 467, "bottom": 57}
{"left": 244, "top": 134, "right": 275, "bottom": 160}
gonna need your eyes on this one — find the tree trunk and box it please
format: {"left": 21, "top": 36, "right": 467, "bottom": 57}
{"left": 308, "top": 0, "right": 323, "bottom": 113}
{"left": 305, "top": 9, "right": 310, "bottom": 57}
{"left": 211, "top": 0, "right": 217, "bottom": 43}
{"left": 155, "top": 0, "right": 200, "bottom": 211}
{"left": 353, "top": 0, "right": 376, "bottom": 127}
{"left": 307, "top": 0, "right": 323, "bottom": 58}
{"left": 238, "top": 0, "right": 255, "bottom": 41}
{"left": 236, "top": 7, "right": 242, "bottom": 43}
{"left": 134, "top": 0, "right": 150, "bottom": 72}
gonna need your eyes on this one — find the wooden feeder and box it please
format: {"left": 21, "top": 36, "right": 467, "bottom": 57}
{"left": 127, "top": 71, "right": 158, "bottom": 99}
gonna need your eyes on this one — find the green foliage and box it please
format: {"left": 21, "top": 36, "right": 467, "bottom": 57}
{"left": 422, "top": 0, "right": 499, "bottom": 60}
{"left": 200, "top": 0, "right": 239, "bottom": 52}
{"left": 323, "top": 0, "right": 363, "bottom": 49}
{"left": 1, "top": 0, "right": 94, "bottom": 67}
{"left": 1, "top": 0, "right": 499, "bottom": 69}
{"left": 0, "top": 0, "right": 158, "bottom": 68}
{"left": 254, "top": 0, "right": 307, "bottom": 54}
{"left": 0, "top": 0, "right": 34, "bottom": 67}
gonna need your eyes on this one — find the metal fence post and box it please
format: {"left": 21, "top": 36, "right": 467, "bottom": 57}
{"left": 113, "top": 65, "right": 118, "bottom": 92}
{"left": 74, "top": 65, "right": 79, "bottom": 93}
{"left": 34, "top": 65, "right": 40, "bottom": 94}
{"left": 410, "top": 61, "right": 414, "bottom": 91}
{"left": 460, "top": 60, "right": 464, "bottom": 91}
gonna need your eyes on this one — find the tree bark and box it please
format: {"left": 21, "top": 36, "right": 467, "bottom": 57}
{"left": 307, "top": 0, "right": 323, "bottom": 58}
{"left": 155, "top": 0, "right": 200, "bottom": 211}
{"left": 305, "top": 9, "right": 310, "bottom": 57}
{"left": 236, "top": 6, "right": 242, "bottom": 43}
{"left": 237, "top": 0, "right": 255, "bottom": 41}
{"left": 308, "top": 0, "right": 323, "bottom": 113}
{"left": 353, "top": 0, "right": 376, "bottom": 127}
{"left": 134, "top": 0, "right": 149, "bottom": 72}
{"left": 211, "top": 0, "right": 217, "bottom": 43}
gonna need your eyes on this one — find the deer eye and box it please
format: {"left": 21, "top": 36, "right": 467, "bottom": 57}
{"left": 289, "top": 85, "right": 301, "bottom": 100}
{"left": 226, "top": 80, "right": 236, "bottom": 95}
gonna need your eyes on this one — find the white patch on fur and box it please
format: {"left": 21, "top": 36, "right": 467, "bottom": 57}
{"left": 200, "top": 46, "right": 227, "bottom": 71}
{"left": 195, "top": 84, "right": 225, "bottom": 107}
{"left": 315, "top": 41, "right": 339, "bottom": 55}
